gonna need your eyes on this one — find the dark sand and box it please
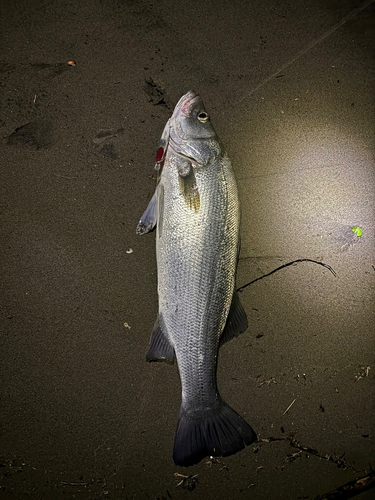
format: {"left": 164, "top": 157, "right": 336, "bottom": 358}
{"left": 1, "top": 1, "right": 374, "bottom": 498}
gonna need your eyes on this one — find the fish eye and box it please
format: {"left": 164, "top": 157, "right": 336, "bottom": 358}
{"left": 197, "top": 112, "right": 209, "bottom": 123}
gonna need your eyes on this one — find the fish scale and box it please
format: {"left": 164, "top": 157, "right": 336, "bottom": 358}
{"left": 137, "top": 91, "right": 256, "bottom": 466}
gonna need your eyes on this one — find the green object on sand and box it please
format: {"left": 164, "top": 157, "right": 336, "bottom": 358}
{"left": 352, "top": 226, "right": 363, "bottom": 237}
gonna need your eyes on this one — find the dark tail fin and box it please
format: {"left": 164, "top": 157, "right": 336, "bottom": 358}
{"left": 173, "top": 400, "right": 256, "bottom": 467}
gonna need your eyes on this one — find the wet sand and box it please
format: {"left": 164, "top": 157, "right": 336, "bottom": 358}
{"left": 1, "top": 0, "right": 374, "bottom": 498}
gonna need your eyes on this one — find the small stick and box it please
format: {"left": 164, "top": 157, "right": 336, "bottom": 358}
{"left": 283, "top": 398, "right": 296, "bottom": 415}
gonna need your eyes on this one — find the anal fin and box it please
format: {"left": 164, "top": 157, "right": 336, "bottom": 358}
{"left": 146, "top": 316, "right": 175, "bottom": 364}
{"left": 220, "top": 291, "right": 248, "bottom": 346}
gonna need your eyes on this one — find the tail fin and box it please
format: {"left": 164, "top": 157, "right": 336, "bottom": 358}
{"left": 173, "top": 400, "right": 256, "bottom": 467}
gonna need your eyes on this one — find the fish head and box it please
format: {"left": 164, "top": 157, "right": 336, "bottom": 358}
{"left": 169, "top": 91, "right": 222, "bottom": 167}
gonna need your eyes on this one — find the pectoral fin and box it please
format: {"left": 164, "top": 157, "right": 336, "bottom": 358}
{"left": 220, "top": 291, "right": 248, "bottom": 346}
{"left": 178, "top": 164, "right": 200, "bottom": 213}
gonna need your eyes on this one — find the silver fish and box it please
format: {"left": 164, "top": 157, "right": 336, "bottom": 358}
{"left": 137, "top": 91, "right": 256, "bottom": 466}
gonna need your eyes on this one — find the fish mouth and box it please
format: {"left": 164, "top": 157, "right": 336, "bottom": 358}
{"left": 172, "top": 90, "right": 202, "bottom": 118}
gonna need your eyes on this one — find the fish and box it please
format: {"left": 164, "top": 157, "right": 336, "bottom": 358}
{"left": 137, "top": 91, "right": 256, "bottom": 466}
